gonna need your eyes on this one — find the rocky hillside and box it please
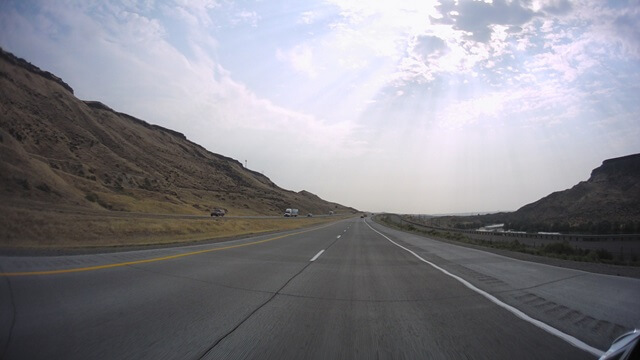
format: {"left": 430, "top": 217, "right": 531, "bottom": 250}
{"left": 505, "top": 153, "right": 640, "bottom": 233}
{"left": 0, "top": 48, "right": 355, "bottom": 216}
{"left": 427, "top": 154, "right": 640, "bottom": 234}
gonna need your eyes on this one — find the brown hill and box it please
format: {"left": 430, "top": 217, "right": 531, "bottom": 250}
{"left": 505, "top": 153, "right": 640, "bottom": 233}
{"left": 0, "top": 48, "right": 355, "bottom": 217}
{"left": 425, "top": 154, "right": 640, "bottom": 234}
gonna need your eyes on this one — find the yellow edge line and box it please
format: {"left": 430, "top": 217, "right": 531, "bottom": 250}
{"left": 1, "top": 223, "right": 332, "bottom": 277}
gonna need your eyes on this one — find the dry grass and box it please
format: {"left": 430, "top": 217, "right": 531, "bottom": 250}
{"left": 0, "top": 205, "right": 351, "bottom": 250}
{"left": 89, "top": 190, "right": 205, "bottom": 215}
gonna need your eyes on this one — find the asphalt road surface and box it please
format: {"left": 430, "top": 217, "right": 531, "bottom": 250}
{"left": 1, "top": 217, "right": 638, "bottom": 359}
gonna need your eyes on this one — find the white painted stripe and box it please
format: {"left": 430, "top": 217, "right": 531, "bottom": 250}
{"left": 337, "top": 235, "right": 341, "bottom": 239}
{"left": 310, "top": 250, "right": 325, "bottom": 262}
{"left": 364, "top": 220, "right": 604, "bottom": 358}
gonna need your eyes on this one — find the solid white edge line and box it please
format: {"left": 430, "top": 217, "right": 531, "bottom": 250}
{"left": 364, "top": 219, "right": 604, "bottom": 358}
{"left": 310, "top": 249, "right": 325, "bottom": 262}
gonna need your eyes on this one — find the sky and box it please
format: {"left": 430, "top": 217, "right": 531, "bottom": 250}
{"left": 1, "top": 0, "right": 639, "bottom": 214}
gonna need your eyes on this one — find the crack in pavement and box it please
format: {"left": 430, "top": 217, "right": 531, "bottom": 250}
{"left": 497, "top": 273, "right": 587, "bottom": 294}
{"left": 124, "top": 263, "right": 276, "bottom": 296}
{"left": 196, "top": 232, "right": 345, "bottom": 360}
{"left": 275, "top": 290, "right": 486, "bottom": 304}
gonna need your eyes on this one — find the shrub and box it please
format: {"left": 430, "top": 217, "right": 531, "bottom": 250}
{"left": 507, "top": 240, "right": 526, "bottom": 251}
{"left": 36, "top": 183, "right": 52, "bottom": 193}
{"left": 595, "top": 248, "right": 613, "bottom": 260}
{"left": 541, "top": 242, "right": 576, "bottom": 256}
{"left": 85, "top": 192, "right": 99, "bottom": 202}
{"left": 17, "top": 178, "right": 30, "bottom": 190}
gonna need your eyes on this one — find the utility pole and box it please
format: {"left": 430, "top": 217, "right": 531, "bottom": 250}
{"left": 245, "top": 160, "right": 247, "bottom": 168}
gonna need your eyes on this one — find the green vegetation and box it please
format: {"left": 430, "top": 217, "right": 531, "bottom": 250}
{"left": 377, "top": 215, "right": 639, "bottom": 267}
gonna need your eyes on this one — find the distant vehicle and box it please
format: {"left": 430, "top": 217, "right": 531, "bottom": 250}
{"left": 210, "top": 208, "right": 225, "bottom": 217}
{"left": 307, "top": 213, "right": 313, "bottom": 217}
{"left": 360, "top": 215, "right": 365, "bottom": 218}
{"left": 284, "top": 208, "right": 299, "bottom": 217}
{"left": 329, "top": 211, "right": 334, "bottom": 215}
{"left": 600, "top": 329, "right": 639, "bottom": 360}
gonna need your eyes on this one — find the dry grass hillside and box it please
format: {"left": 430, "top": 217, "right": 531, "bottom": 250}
{"left": 0, "top": 48, "right": 355, "bottom": 248}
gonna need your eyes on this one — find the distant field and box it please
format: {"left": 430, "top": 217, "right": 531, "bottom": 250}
{"left": 0, "top": 204, "right": 352, "bottom": 250}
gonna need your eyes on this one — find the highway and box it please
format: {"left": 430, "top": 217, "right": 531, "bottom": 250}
{"left": 1, "top": 217, "right": 638, "bottom": 359}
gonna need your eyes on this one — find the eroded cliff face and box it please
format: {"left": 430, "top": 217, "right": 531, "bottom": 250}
{"left": 589, "top": 154, "right": 640, "bottom": 185}
{"left": 428, "top": 154, "right": 640, "bottom": 234}
{"left": 508, "top": 153, "right": 640, "bottom": 232}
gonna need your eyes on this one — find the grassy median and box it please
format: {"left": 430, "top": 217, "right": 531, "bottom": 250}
{"left": 0, "top": 206, "right": 351, "bottom": 250}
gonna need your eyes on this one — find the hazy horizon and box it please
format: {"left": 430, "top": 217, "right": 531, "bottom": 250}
{"left": 1, "top": 0, "right": 639, "bottom": 214}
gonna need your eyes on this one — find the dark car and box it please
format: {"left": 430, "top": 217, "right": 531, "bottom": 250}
{"left": 600, "top": 329, "right": 639, "bottom": 360}
{"left": 210, "top": 208, "right": 226, "bottom": 217}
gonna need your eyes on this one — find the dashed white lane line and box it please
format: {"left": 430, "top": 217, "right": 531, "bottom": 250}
{"left": 310, "top": 250, "right": 325, "bottom": 262}
{"left": 337, "top": 235, "right": 341, "bottom": 239}
{"left": 364, "top": 220, "right": 604, "bottom": 358}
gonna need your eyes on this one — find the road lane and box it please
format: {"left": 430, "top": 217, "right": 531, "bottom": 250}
{"left": 0, "top": 222, "right": 342, "bottom": 276}
{"left": 203, "top": 219, "right": 590, "bottom": 359}
{"left": 0, "top": 219, "right": 351, "bottom": 359}
{"left": 367, "top": 217, "right": 640, "bottom": 350}
{"left": 0, "top": 216, "right": 630, "bottom": 359}
{"left": 366, "top": 220, "right": 601, "bottom": 356}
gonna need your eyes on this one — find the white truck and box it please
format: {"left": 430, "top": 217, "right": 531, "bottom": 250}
{"left": 284, "top": 208, "right": 299, "bottom": 217}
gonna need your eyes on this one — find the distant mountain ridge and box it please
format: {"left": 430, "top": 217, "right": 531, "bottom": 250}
{"left": 426, "top": 153, "right": 640, "bottom": 234}
{"left": 506, "top": 153, "right": 640, "bottom": 232}
{"left": 0, "top": 48, "right": 355, "bottom": 216}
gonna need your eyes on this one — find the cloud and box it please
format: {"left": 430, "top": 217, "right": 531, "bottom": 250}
{"left": 519, "top": 1, "right": 640, "bottom": 85}
{"left": 0, "top": 1, "right": 363, "bottom": 164}
{"left": 2, "top": 0, "right": 639, "bottom": 213}
{"left": 413, "top": 35, "right": 447, "bottom": 59}
{"left": 434, "top": 77, "right": 588, "bottom": 129}
{"left": 276, "top": 44, "right": 318, "bottom": 78}
{"left": 436, "top": 92, "right": 508, "bottom": 129}
{"left": 232, "top": 10, "right": 259, "bottom": 27}
{"left": 299, "top": 10, "right": 319, "bottom": 25}
{"left": 610, "top": 12, "right": 640, "bottom": 58}
{"left": 170, "top": 0, "right": 218, "bottom": 27}
{"left": 541, "top": 0, "right": 572, "bottom": 15}
{"left": 434, "top": 0, "right": 537, "bottom": 42}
